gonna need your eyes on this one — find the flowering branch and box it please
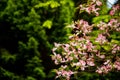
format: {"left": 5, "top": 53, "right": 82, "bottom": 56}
{"left": 52, "top": 0, "right": 120, "bottom": 79}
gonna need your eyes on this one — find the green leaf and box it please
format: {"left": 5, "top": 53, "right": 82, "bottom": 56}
{"left": 102, "top": 45, "right": 111, "bottom": 51}
{"left": 42, "top": 20, "right": 52, "bottom": 29}
{"left": 34, "top": 1, "right": 60, "bottom": 8}
{"left": 34, "top": 67, "right": 46, "bottom": 78}
{"left": 28, "top": 37, "right": 39, "bottom": 49}
{"left": 92, "top": 15, "right": 111, "bottom": 23}
{"left": 34, "top": 2, "right": 49, "bottom": 8}
{"left": 111, "top": 40, "right": 120, "bottom": 44}
{"left": 0, "top": 49, "right": 16, "bottom": 62}
{"left": 27, "top": 76, "right": 36, "bottom": 80}
{"left": 50, "top": 1, "right": 60, "bottom": 8}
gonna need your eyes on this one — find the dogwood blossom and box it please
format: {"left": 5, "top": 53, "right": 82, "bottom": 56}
{"left": 96, "top": 34, "right": 107, "bottom": 44}
{"left": 109, "top": 4, "right": 120, "bottom": 16}
{"left": 79, "top": 0, "right": 102, "bottom": 16}
{"left": 52, "top": 0, "right": 120, "bottom": 79}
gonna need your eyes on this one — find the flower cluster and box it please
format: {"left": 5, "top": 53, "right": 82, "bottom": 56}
{"left": 79, "top": 0, "right": 102, "bottom": 16}
{"left": 56, "top": 69, "right": 74, "bottom": 80}
{"left": 109, "top": 4, "right": 120, "bottom": 16}
{"left": 112, "top": 44, "right": 120, "bottom": 54}
{"left": 96, "top": 62, "right": 112, "bottom": 74}
{"left": 73, "top": 20, "right": 93, "bottom": 36}
{"left": 97, "top": 19, "right": 120, "bottom": 32}
{"left": 95, "top": 34, "right": 107, "bottom": 44}
{"left": 52, "top": 0, "right": 120, "bottom": 79}
{"left": 114, "top": 59, "right": 120, "bottom": 70}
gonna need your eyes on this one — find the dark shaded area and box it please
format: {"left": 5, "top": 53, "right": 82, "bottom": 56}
{"left": 0, "top": 0, "right": 75, "bottom": 80}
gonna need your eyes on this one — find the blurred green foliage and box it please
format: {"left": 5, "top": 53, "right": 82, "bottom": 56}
{"left": 0, "top": 0, "right": 75, "bottom": 79}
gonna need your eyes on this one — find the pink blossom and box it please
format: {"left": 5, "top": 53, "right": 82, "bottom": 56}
{"left": 56, "top": 70, "right": 74, "bottom": 80}
{"left": 99, "top": 54, "right": 105, "bottom": 59}
{"left": 108, "top": 19, "right": 117, "bottom": 26}
{"left": 62, "top": 44, "right": 70, "bottom": 52}
{"left": 72, "top": 60, "right": 86, "bottom": 70}
{"left": 114, "top": 61, "right": 120, "bottom": 70}
{"left": 80, "top": 20, "right": 93, "bottom": 34}
{"left": 112, "top": 44, "right": 120, "bottom": 54}
{"left": 95, "top": 11, "right": 99, "bottom": 16}
{"left": 96, "top": 64, "right": 112, "bottom": 74}
{"left": 52, "top": 47, "right": 57, "bottom": 52}
{"left": 52, "top": 54, "right": 62, "bottom": 64}
{"left": 72, "top": 20, "right": 93, "bottom": 36}
{"left": 113, "top": 4, "right": 120, "bottom": 10}
{"left": 85, "top": 7, "right": 91, "bottom": 14}
{"left": 79, "top": 60, "right": 87, "bottom": 70}
{"left": 96, "top": 0, "right": 102, "bottom": 6}
{"left": 96, "top": 34, "right": 107, "bottom": 44}
{"left": 97, "top": 21, "right": 108, "bottom": 30}
{"left": 79, "top": 2, "right": 100, "bottom": 16}
{"left": 104, "top": 60, "right": 110, "bottom": 65}
{"left": 109, "top": 10, "right": 115, "bottom": 16}
{"left": 109, "top": 4, "right": 120, "bottom": 16}
{"left": 85, "top": 4, "right": 95, "bottom": 14}
{"left": 96, "top": 68, "right": 102, "bottom": 74}
{"left": 52, "top": 1, "right": 120, "bottom": 79}
{"left": 67, "top": 56, "right": 73, "bottom": 61}
{"left": 87, "top": 58, "right": 95, "bottom": 66}
{"left": 108, "top": 19, "right": 120, "bottom": 31}
{"left": 86, "top": 40, "right": 94, "bottom": 52}
{"left": 96, "top": 51, "right": 105, "bottom": 59}
{"left": 80, "top": 60, "right": 86, "bottom": 66}
{"left": 54, "top": 42, "right": 61, "bottom": 48}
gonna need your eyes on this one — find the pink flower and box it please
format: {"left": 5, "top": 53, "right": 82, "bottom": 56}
{"left": 86, "top": 40, "right": 94, "bottom": 52}
{"left": 96, "top": 0, "right": 102, "bottom": 6}
{"left": 54, "top": 42, "right": 61, "bottom": 48}
{"left": 52, "top": 47, "right": 57, "bottom": 52}
{"left": 80, "top": 60, "right": 87, "bottom": 70}
{"left": 72, "top": 60, "right": 86, "bottom": 70}
{"left": 80, "top": 3, "right": 100, "bottom": 16}
{"left": 73, "top": 20, "right": 93, "bottom": 35}
{"left": 104, "top": 60, "right": 110, "bottom": 65}
{"left": 96, "top": 64, "right": 112, "bottom": 74}
{"left": 87, "top": 58, "right": 95, "bottom": 66}
{"left": 97, "top": 21, "right": 108, "bottom": 30}
{"left": 114, "top": 61, "right": 120, "bottom": 70}
{"left": 86, "top": 7, "right": 91, "bottom": 14}
{"left": 56, "top": 70, "right": 74, "bottom": 80}
{"left": 80, "top": 60, "right": 86, "bottom": 66}
{"left": 52, "top": 54, "right": 62, "bottom": 64}
{"left": 96, "top": 69, "right": 102, "bottom": 74}
{"left": 95, "top": 12, "right": 99, "bottom": 16}
{"left": 52, "top": 1, "right": 120, "bottom": 79}
{"left": 67, "top": 56, "right": 73, "bottom": 61}
{"left": 81, "top": 20, "right": 92, "bottom": 34}
{"left": 96, "top": 34, "right": 107, "bottom": 44}
{"left": 112, "top": 44, "right": 120, "bottom": 54}
{"left": 108, "top": 19, "right": 117, "bottom": 26}
{"left": 113, "top": 4, "right": 120, "bottom": 10}
{"left": 108, "top": 19, "right": 120, "bottom": 31}
{"left": 110, "top": 4, "right": 120, "bottom": 16}
{"left": 99, "top": 55, "right": 105, "bottom": 59}
{"left": 62, "top": 44, "right": 70, "bottom": 52}
{"left": 86, "top": 4, "right": 95, "bottom": 13}
{"left": 96, "top": 51, "right": 105, "bottom": 59}
{"left": 109, "top": 10, "right": 115, "bottom": 16}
